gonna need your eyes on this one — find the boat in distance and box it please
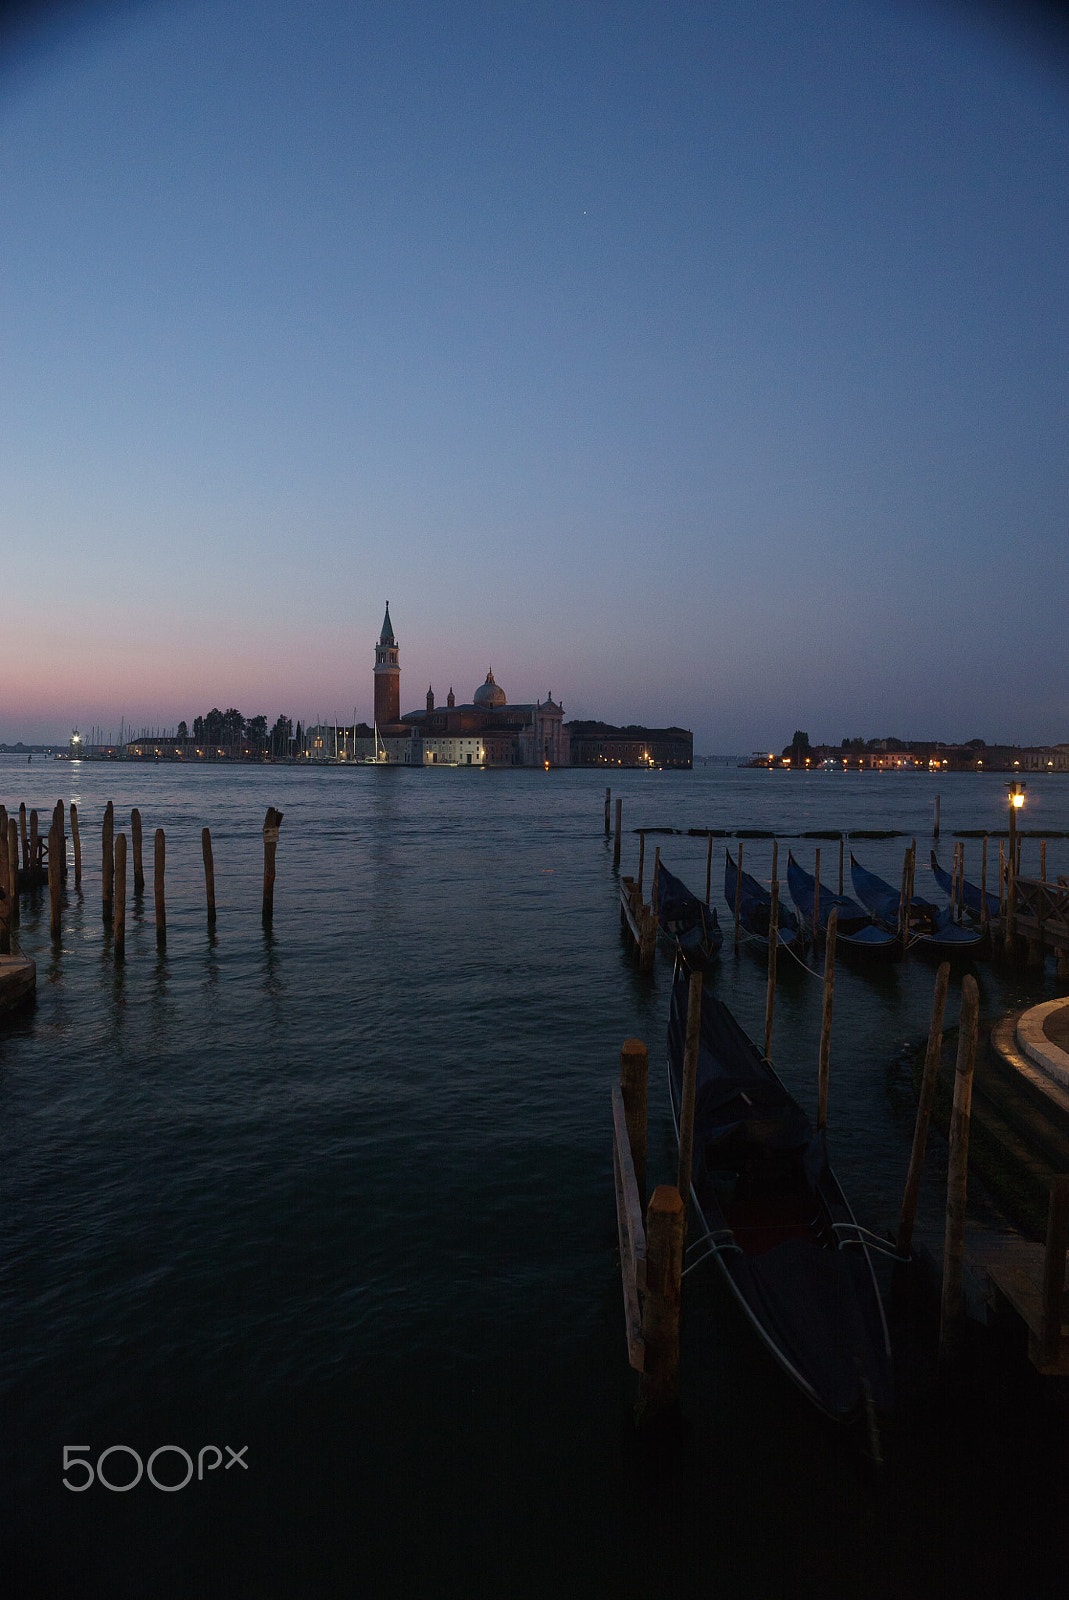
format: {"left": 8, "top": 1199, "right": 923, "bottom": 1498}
{"left": 786, "top": 853, "right": 897, "bottom": 958}
{"left": 724, "top": 847, "right": 804, "bottom": 950}
{"left": 666, "top": 965, "right": 893, "bottom": 1423}
{"left": 654, "top": 860, "right": 723, "bottom": 968}
{"left": 930, "top": 851, "right": 1000, "bottom": 923}
{"left": 849, "top": 854, "right": 986, "bottom": 956}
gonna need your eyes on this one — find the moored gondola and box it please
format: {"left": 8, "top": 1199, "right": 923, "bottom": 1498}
{"left": 786, "top": 852, "right": 897, "bottom": 958}
{"left": 930, "top": 851, "right": 1000, "bottom": 923}
{"left": 655, "top": 860, "right": 722, "bottom": 968}
{"left": 724, "top": 847, "right": 803, "bottom": 950}
{"left": 850, "top": 854, "right": 985, "bottom": 956}
{"left": 666, "top": 964, "right": 893, "bottom": 1424}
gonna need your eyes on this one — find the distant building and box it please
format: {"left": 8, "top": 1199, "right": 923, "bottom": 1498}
{"left": 362, "top": 605, "right": 570, "bottom": 766}
{"left": 566, "top": 721, "right": 693, "bottom": 769}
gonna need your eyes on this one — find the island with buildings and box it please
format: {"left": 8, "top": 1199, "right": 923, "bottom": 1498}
{"left": 49, "top": 605, "right": 693, "bottom": 769}
{"left": 750, "top": 731, "right": 1069, "bottom": 774}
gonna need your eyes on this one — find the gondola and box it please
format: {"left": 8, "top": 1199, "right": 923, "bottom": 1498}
{"left": 786, "top": 853, "right": 897, "bottom": 958}
{"left": 724, "top": 847, "right": 803, "bottom": 950}
{"left": 666, "top": 964, "right": 893, "bottom": 1424}
{"left": 930, "top": 851, "right": 1000, "bottom": 923}
{"left": 850, "top": 854, "right": 985, "bottom": 955}
{"left": 655, "top": 861, "right": 723, "bottom": 968}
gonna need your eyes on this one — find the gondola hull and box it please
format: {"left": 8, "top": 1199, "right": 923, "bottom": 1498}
{"left": 666, "top": 967, "right": 893, "bottom": 1420}
{"left": 655, "top": 861, "right": 723, "bottom": 968}
{"left": 850, "top": 853, "right": 986, "bottom": 957}
{"left": 724, "top": 848, "right": 804, "bottom": 951}
{"left": 786, "top": 853, "right": 897, "bottom": 959}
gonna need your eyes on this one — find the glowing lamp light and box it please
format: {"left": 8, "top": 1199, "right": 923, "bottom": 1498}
{"left": 1008, "top": 783, "right": 1025, "bottom": 810}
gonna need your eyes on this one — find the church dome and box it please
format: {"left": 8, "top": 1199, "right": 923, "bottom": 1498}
{"left": 474, "top": 668, "right": 506, "bottom": 709}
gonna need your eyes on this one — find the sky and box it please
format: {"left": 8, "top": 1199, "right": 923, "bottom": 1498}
{"left": 2, "top": 0, "right": 1067, "bottom": 755}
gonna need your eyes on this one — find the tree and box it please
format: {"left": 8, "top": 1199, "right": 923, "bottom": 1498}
{"left": 246, "top": 715, "right": 268, "bottom": 756}
{"left": 177, "top": 721, "right": 188, "bottom": 740}
{"left": 270, "top": 715, "right": 292, "bottom": 759}
{"left": 192, "top": 716, "right": 205, "bottom": 740}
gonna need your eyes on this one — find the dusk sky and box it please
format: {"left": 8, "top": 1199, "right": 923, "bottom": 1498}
{"left": 2, "top": 0, "right": 1066, "bottom": 754}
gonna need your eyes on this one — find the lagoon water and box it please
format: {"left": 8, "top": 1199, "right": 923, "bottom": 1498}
{"left": 3, "top": 758, "right": 1068, "bottom": 1598}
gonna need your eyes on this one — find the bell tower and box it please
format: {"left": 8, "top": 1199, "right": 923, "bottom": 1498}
{"left": 374, "top": 602, "right": 400, "bottom": 727}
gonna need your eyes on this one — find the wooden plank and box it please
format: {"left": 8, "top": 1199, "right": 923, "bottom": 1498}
{"left": 612, "top": 1084, "right": 646, "bottom": 1371}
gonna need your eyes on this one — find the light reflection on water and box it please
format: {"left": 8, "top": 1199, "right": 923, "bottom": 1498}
{"left": 2, "top": 760, "right": 1067, "bottom": 1597}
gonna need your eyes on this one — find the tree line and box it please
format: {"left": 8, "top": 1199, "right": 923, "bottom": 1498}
{"left": 177, "top": 709, "right": 300, "bottom": 759}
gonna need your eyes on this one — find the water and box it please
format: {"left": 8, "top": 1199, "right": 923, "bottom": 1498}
{"left": 3, "top": 760, "right": 1067, "bottom": 1598}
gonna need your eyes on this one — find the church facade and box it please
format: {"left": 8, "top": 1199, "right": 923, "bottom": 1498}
{"left": 361, "top": 605, "right": 569, "bottom": 768}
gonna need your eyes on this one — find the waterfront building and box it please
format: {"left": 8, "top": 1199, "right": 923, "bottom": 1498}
{"left": 362, "top": 605, "right": 569, "bottom": 767}
{"left": 566, "top": 721, "right": 693, "bottom": 769}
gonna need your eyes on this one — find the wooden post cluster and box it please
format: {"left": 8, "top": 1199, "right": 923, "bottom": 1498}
{"left": 939, "top": 973, "right": 979, "bottom": 1370}
{"left": 262, "top": 807, "right": 283, "bottom": 924}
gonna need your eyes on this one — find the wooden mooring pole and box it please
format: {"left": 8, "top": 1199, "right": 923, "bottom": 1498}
{"left": 619, "top": 1039, "right": 648, "bottom": 1215}
{"left": 763, "top": 843, "right": 779, "bottom": 1060}
{"left": 202, "top": 827, "right": 217, "bottom": 925}
{"left": 613, "top": 797, "right": 622, "bottom": 869}
{"left": 48, "top": 821, "right": 62, "bottom": 940}
{"left": 154, "top": 828, "right": 166, "bottom": 950}
{"left": 636, "top": 1185, "right": 685, "bottom": 1430}
{"left": 816, "top": 907, "right": 837, "bottom": 1131}
{"left": 896, "top": 962, "right": 951, "bottom": 1257}
{"left": 262, "top": 808, "right": 283, "bottom": 924}
{"left": 131, "top": 808, "right": 145, "bottom": 894}
{"left": 70, "top": 802, "right": 81, "bottom": 890}
{"left": 637, "top": 830, "right": 645, "bottom": 897}
{"left": 939, "top": 973, "right": 979, "bottom": 1370}
{"left": 7, "top": 819, "right": 18, "bottom": 927}
{"left": 934, "top": 793, "right": 940, "bottom": 840}
{"left": 0, "top": 810, "right": 10, "bottom": 955}
{"left": 102, "top": 801, "right": 114, "bottom": 924}
{"left": 676, "top": 972, "right": 702, "bottom": 1210}
{"left": 705, "top": 831, "right": 713, "bottom": 906}
{"left": 604, "top": 787, "right": 611, "bottom": 837}
{"left": 19, "top": 804, "right": 28, "bottom": 878}
{"left": 733, "top": 841, "right": 743, "bottom": 949}
{"left": 114, "top": 833, "right": 127, "bottom": 961}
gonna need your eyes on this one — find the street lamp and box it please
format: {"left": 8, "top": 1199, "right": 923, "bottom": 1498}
{"left": 1007, "top": 780, "right": 1026, "bottom": 872}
